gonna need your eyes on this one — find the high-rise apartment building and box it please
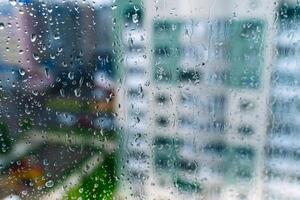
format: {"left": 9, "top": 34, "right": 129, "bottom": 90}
{"left": 264, "top": 1, "right": 300, "bottom": 199}
{"left": 114, "top": 0, "right": 276, "bottom": 199}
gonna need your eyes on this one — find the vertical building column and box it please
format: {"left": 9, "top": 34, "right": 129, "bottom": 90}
{"left": 254, "top": 1, "right": 277, "bottom": 200}
{"left": 222, "top": 1, "right": 277, "bottom": 199}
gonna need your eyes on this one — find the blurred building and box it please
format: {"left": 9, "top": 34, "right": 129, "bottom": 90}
{"left": 28, "top": 0, "right": 112, "bottom": 76}
{"left": 17, "top": 0, "right": 116, "bottom": 129}
{"left": 115, "top": 0, "right": 276, "bottom": 200}
{"left": 265, "top": 1, "right": 300, "bottom": 199}
{"left": 0, "top": 0, "right": 118, "bottom": 199}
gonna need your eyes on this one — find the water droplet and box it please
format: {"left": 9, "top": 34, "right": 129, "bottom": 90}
{"left": 25, "top": 109, "right": 31, "bottom": 115}
{"left": 53, "top": 34, "right": 60, "bottom": 40}
{"left": 45, "top": 180, "right": 54, "bottom": 188}
{"left": 45, "top": 67, "right": 50, "bottom": 78}
{"left": 32, "top": 90, "right": 38, "bottom": 96}
{"left": 132, "top": 14, "right": 139, "bottom": 23}
{"left": 62, "top": 61, "right": 67, "bottom": 67}
{"left": 74, "top": 5, "right": 79, "bottom": 12}
{"left": 172, "top": 24, "right": 177, "bottom": 31}
{"left": 60, "top": 89, "right": 65, "bottom": 97}
{"left": 43, "top": 159, "right": 49, "bottom": 166}
{"left": 9, "top": 0, "right": 17, "bottom": 6}
{"left": 68, "top": 72, "right": 74, "bottom": 80}
{"left": 33, "top": 53, "right": 40, "bottom": 61}
{"left": 111, "top": 5, "right": 117, "bottom": 10}
{"left": 19, "top": 9, "right": 24, "bottom": 15}
{"left": 0, "top": 23, "right": 4, "bottom": 30}
{"left": 19, "top": 68, "right": 25, "bottom": 76}
{"left": 112, "top": 18, "right": 116, "bottom": 25}
{"left": 128, "top": 38, "right": 133, "bottom": 46}
{"left": 74, "top": 88, "right": 81, "bottom": 97}
{"left": 31, "top": 34, "right": 37, "bottom": 42}
{"left": 50, "top": 53, "right": 55, "bottom": 59}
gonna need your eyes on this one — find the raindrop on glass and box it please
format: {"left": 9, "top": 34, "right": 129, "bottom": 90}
{"left": 45, "top": 180, "right": 54, "bottom": 188}
{"left": 31, "top": 34, "right": 37, "bottom": 42}
{"left": 9, "top": 0, "right": 17, "bottom": 6}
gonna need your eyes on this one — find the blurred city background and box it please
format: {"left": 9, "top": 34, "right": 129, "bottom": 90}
{"left": 0, "top": 0, "right": 299, "bottom": 200}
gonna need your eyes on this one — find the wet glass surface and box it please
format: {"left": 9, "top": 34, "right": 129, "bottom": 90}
{"left": 0, "top": 0, "right": 299, "bottom": 200}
